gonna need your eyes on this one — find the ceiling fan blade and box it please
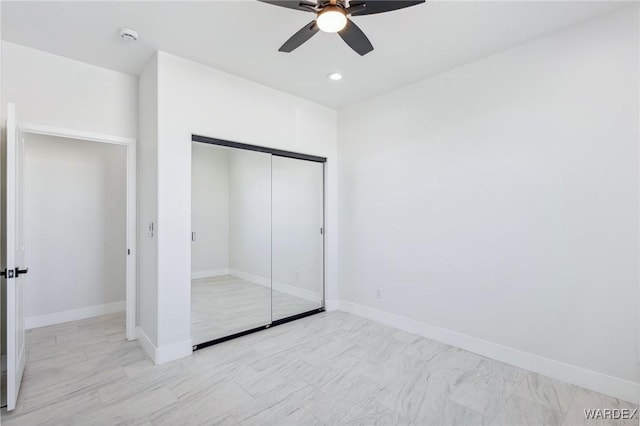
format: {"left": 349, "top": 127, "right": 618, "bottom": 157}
{"left": 258, "top": 0, "right": 317, "bottom": 12}
{"left": 349, "top": 0, "right": 425, "bottom": 16}
{"left": 345, "top": 3, "right": 367, "bottom": 15}
{"left": 338, "top": 18, "right": 373, "bottom": 56}
{"left": 279, "top": 21, "right": 320, "bottom": 52}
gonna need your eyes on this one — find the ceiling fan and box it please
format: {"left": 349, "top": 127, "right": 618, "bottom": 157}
{"left": 259, "top": 0, "right": 425, "bottom": 56}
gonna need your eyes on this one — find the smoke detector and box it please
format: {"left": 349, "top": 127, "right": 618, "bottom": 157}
{"left": 119, "top": 27, "right": 138, "bottom": 42}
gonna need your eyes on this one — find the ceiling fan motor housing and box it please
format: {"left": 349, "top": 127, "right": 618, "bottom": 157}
{"left": 318, "top": 0, "right": 347, "bottom": 8}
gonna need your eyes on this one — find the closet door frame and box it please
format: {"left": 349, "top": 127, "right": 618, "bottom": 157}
{"left": 191, "top": 134, "right": 326, "bottom": 351}
{"left": 192, "top": 134, "right": 326, "bottom": 163}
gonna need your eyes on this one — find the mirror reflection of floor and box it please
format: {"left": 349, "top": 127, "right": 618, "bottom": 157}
{"left": 191, "top": 275, "right": 321, "bottom": 345}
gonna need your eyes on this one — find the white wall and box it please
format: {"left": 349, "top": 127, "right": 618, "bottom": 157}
{"left": 2, "top": 42, "right": 137, "bottom": 138}
{"left": 338, "top": 6, "right": 639, "bottom": 402}
{"left": 191, "top": 142, "right": 229, "bottom": 276}
{"left": 24, "top": 134, "right": 126, "bottom": 325}
{"left": 137, "top": 55, "right": 158, "bottom": 345}
{"left": 144, "top": 51, "right": 337, "bottom": 360}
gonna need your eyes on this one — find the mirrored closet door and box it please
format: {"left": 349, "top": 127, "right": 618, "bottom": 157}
{"left": 191, "top": 136, "right": 325, "bottom": 348}
{"left": 191, "top": 143, "right": 272, "bottom": 346}
{"left": 272, "top": 156, "right": 324, "bottom": 322}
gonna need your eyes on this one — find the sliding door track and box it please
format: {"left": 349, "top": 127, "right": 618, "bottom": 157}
{"left": 192, "top": 307, "right": 325, "bottom": 351}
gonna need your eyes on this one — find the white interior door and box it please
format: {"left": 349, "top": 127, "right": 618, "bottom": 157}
{"left": 5, "top": 103, "right": 27, "bottom": 411}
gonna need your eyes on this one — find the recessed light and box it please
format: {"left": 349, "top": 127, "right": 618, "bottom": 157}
{"left": 328, "top": 72, "right": 343, "bottom": 81}
{"left": 120, "top": 27, "right": 139, "bottom": 42}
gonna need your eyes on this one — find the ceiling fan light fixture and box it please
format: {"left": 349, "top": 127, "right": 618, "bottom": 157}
{"left": 316, "top": 6, "right": 347, "bottom": 33}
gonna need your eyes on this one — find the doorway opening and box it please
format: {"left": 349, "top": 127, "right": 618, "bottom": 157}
{"left": 2, "top": 109, "right": 136, "bottom": 411}
{"left": 24, "top": 134, "right": 127, "bottom": 325}
{"left": 17, "top": 123, "right": 137, "bottom": 339}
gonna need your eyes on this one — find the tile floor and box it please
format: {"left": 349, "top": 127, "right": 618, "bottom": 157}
{"left": 1, "top": 311, "right": 637, "bottom": 425}
{"left": 191, "top": 275, "right": 322, "bottom": 345}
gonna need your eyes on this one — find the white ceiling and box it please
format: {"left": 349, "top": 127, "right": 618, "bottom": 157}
{"left": 1, "top": 1, "right": 628, "bottom": 109}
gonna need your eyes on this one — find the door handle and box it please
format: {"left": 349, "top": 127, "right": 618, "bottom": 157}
{"left": 0, "top": 268, "right": 14, "bottom": 278}
{"left": 15, "top": 267, "right": 28, "bottom": 277}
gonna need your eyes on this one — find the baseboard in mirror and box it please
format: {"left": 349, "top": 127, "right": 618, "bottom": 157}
{"left": 228, "top": 269, "right": 270, "bottom": 288}
{"left": 191, "top": 269, "right": 230, "bottom": 280}
{"left": 228, "top": 269, "right": 323, "bottom": 303}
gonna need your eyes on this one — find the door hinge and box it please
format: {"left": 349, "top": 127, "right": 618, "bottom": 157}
{"left": 128, "top": 249, "right": 131, "bottom": 255}
{"left": 320, "top": 227, "right": 324, "bottom": 235}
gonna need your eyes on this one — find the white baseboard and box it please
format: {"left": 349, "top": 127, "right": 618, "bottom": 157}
{"left": 136, "top": 326, "right": 157, "bottom": 363}
{"left": 325, "top": 299, "right": 340, "bottom": 311}
{"left": 156, "top": 339, "right": 193, "bottom": 364}
{"left": 229, "top": 269, "right": 323, "bottom": 303}
{"left": 191, "top": 268, "right": 230, "bottom": 280}
{"left": 136, "top": 326, "right": 192, "bottom": 365}
{"left": 25, "top": 301, "right": 125, "bottom": 330}
{"left": 336, "top": 300, "right": 639, "bottom": 404}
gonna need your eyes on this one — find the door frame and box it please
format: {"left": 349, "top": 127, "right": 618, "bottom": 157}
{"left": 21, "top": 122, "right": 137, "bottom": 341}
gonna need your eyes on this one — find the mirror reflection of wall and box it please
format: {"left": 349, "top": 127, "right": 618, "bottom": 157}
{"left": 272, "top": 156, "right": 324, "bottom": 321}
{"left": 191, "top": 140, "right": 324, "bottom": 346}
{"left": 191, "top": 144, "right": 271, "bottom": 345}
{"left": 191, "top": 142, "right": 229, "bottom": 278}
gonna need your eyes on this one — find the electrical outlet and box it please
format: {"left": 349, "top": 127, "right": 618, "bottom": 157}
{"left": 376, "top": 289, "right": 382, "bottom": 299}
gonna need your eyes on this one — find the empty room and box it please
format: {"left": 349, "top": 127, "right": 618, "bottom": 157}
{"left": 0, "top": 0, "right": 638, "bottom": 425}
